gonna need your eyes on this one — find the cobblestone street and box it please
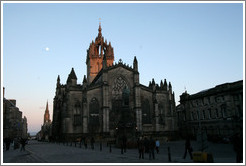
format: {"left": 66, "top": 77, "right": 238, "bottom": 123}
{"left": 2, "top": 139, "right": 238, "bottom": 164}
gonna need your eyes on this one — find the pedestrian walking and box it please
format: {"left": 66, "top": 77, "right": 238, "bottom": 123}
{"left": 122, "top": 135, "right": 127, "bottom": 153}
{"left": 144, "top": 137, "right": 149, "bottom": 153}
{"left": 149, "top": 136, "right": 155, "bottom": 160}
{"left": 183, "top": 137, "right": 193, "bottom": 160}
{"left": 138, "top": 137, "right": 145, "bottom": 159}
{"left": 84, "top": 137, "right": 88, "bottom": 149}
{"left": 155, "top": 139, "right": 160, "bottom": 154}
{"left": 5, "top": 137, "right": 11, "bottom": 151}
{"left": 20, "top": 137, "right": 27, "bottom": 152}
{"left": 90, "top": 137, "right": 95, "bottom": 150}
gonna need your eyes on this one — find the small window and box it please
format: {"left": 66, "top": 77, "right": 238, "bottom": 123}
{"left": 202, "top": 110, "right": 206, "bottom": 119}
{"left": 208, "top": 109, "right": 211, "bottom": 119}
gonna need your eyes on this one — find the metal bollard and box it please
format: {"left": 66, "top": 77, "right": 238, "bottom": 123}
{"left": 168, "top": 146, "right": 171, "bottom": 162}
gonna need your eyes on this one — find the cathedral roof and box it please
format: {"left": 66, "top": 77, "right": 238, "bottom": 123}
{"left": 90, "top": 59, "right": 136, "bottom": 85}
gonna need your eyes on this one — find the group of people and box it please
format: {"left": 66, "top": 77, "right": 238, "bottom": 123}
{"left": 137, "top": 136, "right": 160, "bottom": 160}
{"left": 137, "top": 136, "right": 194, "bottom": 161}
{"left": 80, "top": 137, "right": 95, "bottom": 150}
{"left": 3, "top": 137, "right": 28, "bottom": 152}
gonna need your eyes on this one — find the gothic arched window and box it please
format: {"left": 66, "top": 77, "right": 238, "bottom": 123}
{"left": 73, "top": 101, "right": 81, "bottom": 126}
{"left": 158, "top": 103, "right": 165, "bottom": 125}
{"left": 109, "top": 99, "right": 122, "bottom": 130}
{"left": 112, "top": 76, "right": 128, "bottom": 100}
{"left": 89, "top": 98, "right": 100, "bottom": 133}
{"left": 142, "top": 99, "right": 151, "bottom": 124}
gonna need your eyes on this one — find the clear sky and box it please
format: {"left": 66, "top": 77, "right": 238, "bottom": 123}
{"left": 2, "top": 2, "right": 244, "bottom": 133}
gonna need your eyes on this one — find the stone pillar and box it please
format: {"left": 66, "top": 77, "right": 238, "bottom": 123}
{"left": 82, "top": 98, "right": 88, "bottom": 133}
{"left": 134, "top": 85, "right": 142, "bottom": 131}
{"left": 154, "top": 102, "right": 159, "bottom": 132}
{"left": 102, "top": 72, "right": 109, "bottom": 133}
{"left": 103, "top": 107, "right": 109, "bottom": 132}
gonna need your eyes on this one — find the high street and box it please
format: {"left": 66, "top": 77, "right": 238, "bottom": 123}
{"left": 3, "top": 139, "right": 237, "bottom": 164}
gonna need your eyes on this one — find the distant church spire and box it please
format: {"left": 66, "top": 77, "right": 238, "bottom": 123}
{"left": 44, "top": 101, "right": 51, "bottom": 124}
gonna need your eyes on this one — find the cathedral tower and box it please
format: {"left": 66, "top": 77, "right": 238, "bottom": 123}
{"left": 86, "top": 23, "right": 114, "bottom": 83}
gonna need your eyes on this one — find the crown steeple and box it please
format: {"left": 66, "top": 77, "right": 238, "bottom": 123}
{"left": 86, "top": 22, "right": 114, "bottom": 84}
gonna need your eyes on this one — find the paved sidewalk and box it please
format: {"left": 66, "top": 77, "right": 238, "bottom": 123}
{"left": 2, "top": 140, "right": 238, "bottom": 164}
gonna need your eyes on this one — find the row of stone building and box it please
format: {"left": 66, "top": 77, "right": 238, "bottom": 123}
{"left": 177, "top": 80, "right": 243, "bottom": 141}
{"left": 3, "top": 88, "right": 28, "bottom": 140}
{"left": 50, "top": 24, "right": 243, "bottom": 143}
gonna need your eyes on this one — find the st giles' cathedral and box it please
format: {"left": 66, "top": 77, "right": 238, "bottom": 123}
{"left": 52, "top": 24, "right": 178, "bottom": 141}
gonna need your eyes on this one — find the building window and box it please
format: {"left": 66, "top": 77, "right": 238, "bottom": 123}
{"left": 112, "top": 76, "right": 128, "bottom": 100}
{"left": 215, "top": 108, "right": 219, "bottom": 118}
{"left": 142, "top": 99, "right": 151, "bottom": 124}
{"left": 196, "top": 110, "right": 199, "bottom": 120}
{"left": 207, "top": 97, "right": 211, "bottom": 104}
{"left": 89, "top": 98, "right": 100, "bottom": 133}
{"left": 74, "top": 115, "right": 81, "bottom": 126}
{"left": 158, "top": 104, "right": 165, "bottom": 124}
{"left": 221, "top": 105, "right": 227, "bottom": 118}
{"left": 208, "top": 109, "right": 211, "bottom": 119}
{"left": 202, "top": 110, "right": 206, "bottom": 119}
{"left": 73, "top": 101, "right": 81, "bottom": 126}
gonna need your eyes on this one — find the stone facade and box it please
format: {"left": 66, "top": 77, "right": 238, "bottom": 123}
{"left": 52, "top": 25, "right": 177, "bottom": 141}
{"left": 177, "top": 80, "right": 243, "bottom": 142}
{"left": 3, "top": 88, "right": 28, "bottom": 139}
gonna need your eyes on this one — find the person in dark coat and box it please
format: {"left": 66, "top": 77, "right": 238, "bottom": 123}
{"left": 4, "top": 137, "right": 11, "bottom": 151}
{"left": 90, "top": 137, "right": 95, "bottom": 150}
{"left": 20, "top": 137, "right": 27, "bottom": 151}
{"left": 84, "top": 137, "right": 88, "bottom": 149}
{"left": 144, "top": 137, "right": 149, "bottom": 153}
{"left": 183, "top": 137, "right": 193, "bottom": 159}
{"left": 138, "top": 137, "right": 145, "bottom": 159}
{"left": 149, "top": 136, "right": 155, "bottom": 160}
{"left": 122, "top": 135, "right": 127, "bottom": 153}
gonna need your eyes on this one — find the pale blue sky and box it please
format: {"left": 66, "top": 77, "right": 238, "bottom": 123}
{"left": 2, "top": 2, "right": 244, "bottom": 133}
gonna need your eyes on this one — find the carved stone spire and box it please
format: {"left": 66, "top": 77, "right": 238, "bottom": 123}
{"left": 56, "top": 75, "right": 60, "bottom": 88}
{"left": 98, "top": 22, "right": 102, "bottom": 38}
{"left": 133, "top": 56, "right": 138, "bottom": 72}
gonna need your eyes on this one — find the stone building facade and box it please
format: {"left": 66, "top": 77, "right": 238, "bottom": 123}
{"left": 3, "top": 88, "right": 28, "bottom": 139}
{"left": 177, "top": 80, "right": 243, "bottom": 141}
{"left": 52, "top": 24, "right": 177, "bottom": 141}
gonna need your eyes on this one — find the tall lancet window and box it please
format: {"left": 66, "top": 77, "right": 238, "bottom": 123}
{"left": 89, "top": 98, "right": 100, "bottom": 133}
{"left": 73, "top": 101, "right": 81, "bottom": 126}
{"left": 142, "top": 99, "right": 151, "bottom": 124}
